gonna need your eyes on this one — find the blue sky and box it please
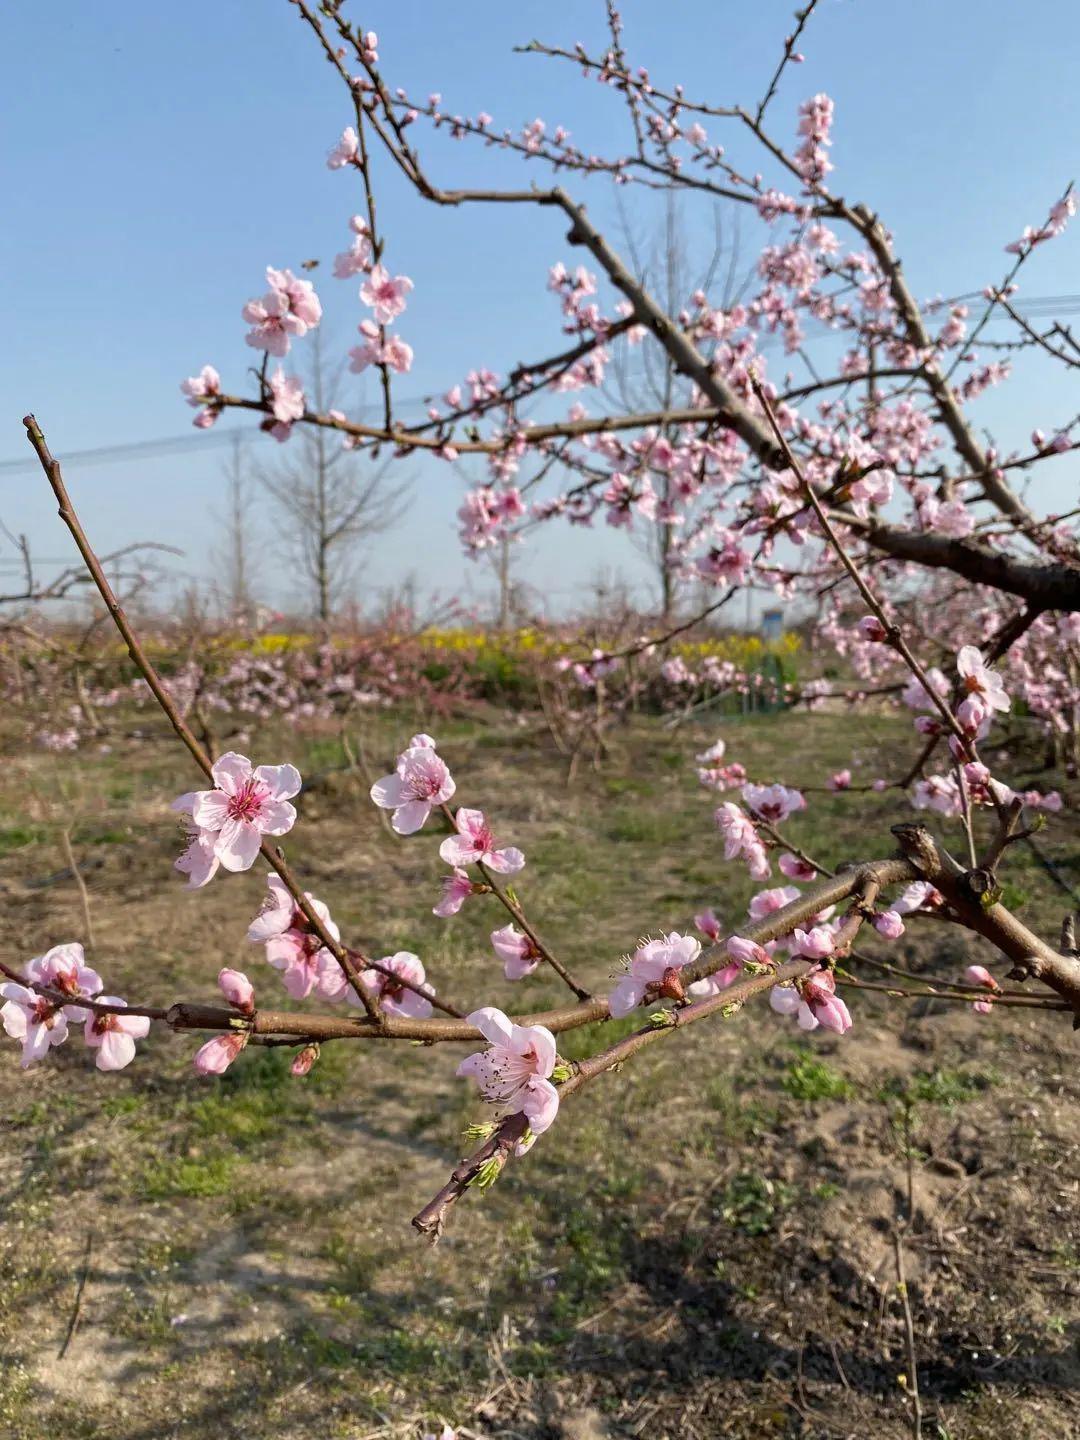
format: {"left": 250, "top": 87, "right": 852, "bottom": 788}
{"left": 3, "top": 0, "right": 1078, "bottom": 616}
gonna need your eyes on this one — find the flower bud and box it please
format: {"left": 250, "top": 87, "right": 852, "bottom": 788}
{"left": 218, "top": 968, "right": 255, "bottom": 1014}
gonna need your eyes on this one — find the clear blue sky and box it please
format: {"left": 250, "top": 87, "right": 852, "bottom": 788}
{"left": 3, "top": 0, "right": 1078, "bottom": 616}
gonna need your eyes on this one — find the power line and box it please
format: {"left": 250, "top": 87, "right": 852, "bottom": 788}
{"left": 4, "top": 292, "right": 1079, "bottom": 477}
{"left": 0, "top": 393, "right": 431, "bottom": 476}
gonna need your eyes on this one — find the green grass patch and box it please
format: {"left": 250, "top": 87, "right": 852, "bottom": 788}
{"left": 781, "top": 1054, "right": 853, "bottom": 1102}
{"left": 718, "top": 1172, "right": 797, "bottom": 1235}
{"left": 138, "top": 1152, "right": 239, "bottom": 1200}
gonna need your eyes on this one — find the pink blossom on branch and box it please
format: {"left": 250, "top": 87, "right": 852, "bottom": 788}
{"left": 742, "top": 782, "right": 806, "bottom": 824}
{"left": 248, "top": 875, "right": 341, "bottom": 1002}
{"left": 771, "top": 968, "right": 851, "bottom": 1034}
{"left": 0, "top": 984, "right": 71, "bottom": 1067}
{"left": 242, "top": 267, "right": 322, "bottom": 357}
{"left": 609, "top": 932, "right": 701, "bottom": 1017}
{"left": 359, "top": 264, "right": 413, "bottom": 324}
{"left": 457, "top": 1007, "right": 559, "bottom": 1142}
{"left": 218, "top": 968, "right": 255, "bottom": 1014}
{"left": 84, "top": 998, "right": 151, "bottom": 1071}
{"left": 789, "top": 926, "right": 835, "bottom": 960}
{"left": 715, "top": 801, "right": 771, "bottom": 879}
{"left": 371, "top": 741, "right": 456, "bottom": 834}
{"left": 440, "top": 808, "right": 525, "bottom": 874}
{"left": 326, "top": 126, "right": 359, "bottom": 169}
{"left": 434, "top": 868, "right": 475, "bottom": 917}
{"left": 747, "top": 886, "right": 801, "bottom": 921}
{"left": 354, "top": 951, "right": 434, "bottom": 1019}
{"left": 173, "top": 752, "right": 301, "bottom": 878}
{"left": 491, "top": 923, "right": 541, "bottom": 980}
{"left": 26, "top": 943, "right": 103, "bottom": 1022}
{"left": 266, "top": 368, "right": 305, "bottom": 441}
{"left": 779, "top": 853, "right": 817, "bottom": 881}
{"left": 180, "top": 365, "right": 221, "bottom": 428}
{"left": 194, "top": 1032, "right": 248, "bottom": 1076}
{"left": 694, "top": 908, "right": 722, "bottom": 942}
{"left": 349, "top": 319, "right": 414, "bottom": 375}
{"left": 957, "top": 645, "right": 1010, "bottom": 715}
{"left": 873, "top": 909, "right": 905, "bottom": 940}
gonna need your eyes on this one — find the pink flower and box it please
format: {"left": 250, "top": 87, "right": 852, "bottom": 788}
{"left": 790, "top": 926, "right": 835, "bottom": 960}
{"left": 687, "top": 963, "right": 742, "bottom": 998}
{"left": 334, "top": 228, "right": 372, "bottom": 279}
{"left": 25, "top": 943, "right": 103, "bottom": 1022}
{"left": 771, "top": 968, "right": 851, "bottom": 1033}
{"left": 174, "top": 827, "right": 220, "bottom": 889}
{"left": 891, "top": 880, "right": 942, "bottom": 915}
{"left": 218, "top": 968, "right": 255, "bottom": 1014}
{"left": 828, "top": 769, "right": 851, "bottom": 792}
{"left": 84, "top": 998, "right": 151, "bottom": 1071}
{"left": 242, "top": 267, "right": 321, "bottom": 357}
{"left": 779, "top": 853, "right": 816, "bottom": 881}
{"left": 194, "top": 1032, "right": 248, "bottom": 1076}
{"left": 957, "top": 645, "right": 1010, "bottom": 714}
{"left": 355, "top": 952, "right": 434, "bottom": 1019}
{"left": 457, "top": 1007, "right": 559, "bottom": 1139}
{"left": 180, "top": 364, "right": 220, "bottom": 406}
{"left": 491, "top": 924, "right": 541, "bottom": 980}
{"left": 174, "top": 752, "right": 301, "bottom": 876}
{"left": 913, "top": 774, "right": 963, "bottom": 817}
{"left": 610, "top": 932, "right": 701, "bottom": 1017}
{"left": 747, "top": 886, "right": 800, "bottom": 921}
{"left": 0, "top": 983, "right": 70, "bottom": 1067}
{"left": 694, "top": 908, "right": 722, "bottom": 942}
{"left": 360, "top": 264, "right": 413, "bottom": 324}
{"left": 248, "top": 874, "right": 334, "bottom": 943}
{"left": 715, "top": 802, "right": 758, "bottom": 859}
{"left": 873, "top": 910, "right": 905, "bottom": 940}
{"left": 857, "top": 615, "right": 888, "bottom": 643}
{"left": 434, "top": 868, "right": 474, "bottom": 917}
{"left": 249, "top": 876, "right": 340, "bottom": 1003}
{"left": 902, "top": 666, "right": 949, "bottom": 712}
{"left": 349, "top": 320, "right": 414, "bottom": 375}
{"left": 326, "top": 126, "right": 359, "bottom": 169}
{"left": 370, "top": 742, "right": 456, "bottom": 834}
{"left": 266, "top": 266, "right": 322, "bottom": 329}
{"left": 439, "top": 808, "right": 525, "bottom": 874}
{"left": 267, "top": 368, "right": 305, "bottom": 426}
{"left": 180, "top": 365, "right": 221, "bottom": 426}
{"left": 742, "top": 782, "right": 806, "bottom": 823}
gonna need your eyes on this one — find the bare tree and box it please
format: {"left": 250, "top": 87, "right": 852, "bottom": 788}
{"left": 256, "top": 329, "right": 411, "bottom": 623}
{"left": 607, "top": 195, "right": 750, "bottom": 623}
{"left": 211, "top": 435, "right": 258, "bottom": 624}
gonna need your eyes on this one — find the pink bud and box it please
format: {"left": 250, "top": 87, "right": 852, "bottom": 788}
{"left": 873, "top": 910, "right": 905, "bottom": 940}
{"left": 726, "top": 934, "right": 771, "bottom": 967}
{"left": 218, "top": 968, "right": 255, "bottom": 1014}
{"left": 857, "top": 615, "right": 888, "bottom": 643}
{"left": 193, "top": 1033, "right": 247, "bottom": 1076}
{"left": 694, "top": 908, "right": 722, "bottom": 942}
{"left": 290, "top": 1044, "right": 319, "bottom": 1076}
{"left": 965, "top": 964, "right": 998, "bottom": 992}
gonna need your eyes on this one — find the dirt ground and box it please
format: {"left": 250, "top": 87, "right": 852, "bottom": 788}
{"left": 0, "top": 704, "right": 1077, "bottom": 1439}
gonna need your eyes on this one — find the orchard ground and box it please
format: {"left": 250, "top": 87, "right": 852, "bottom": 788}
{"left": 0, "top": 702, "right": 1077, "bottom": 1440}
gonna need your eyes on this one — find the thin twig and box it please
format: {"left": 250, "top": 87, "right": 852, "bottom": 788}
{"left": 59, "top": 826, "right": 95, "bottom": 953}
{"left": 57, "top": 1232, "right": 93, "bottom": 1360}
